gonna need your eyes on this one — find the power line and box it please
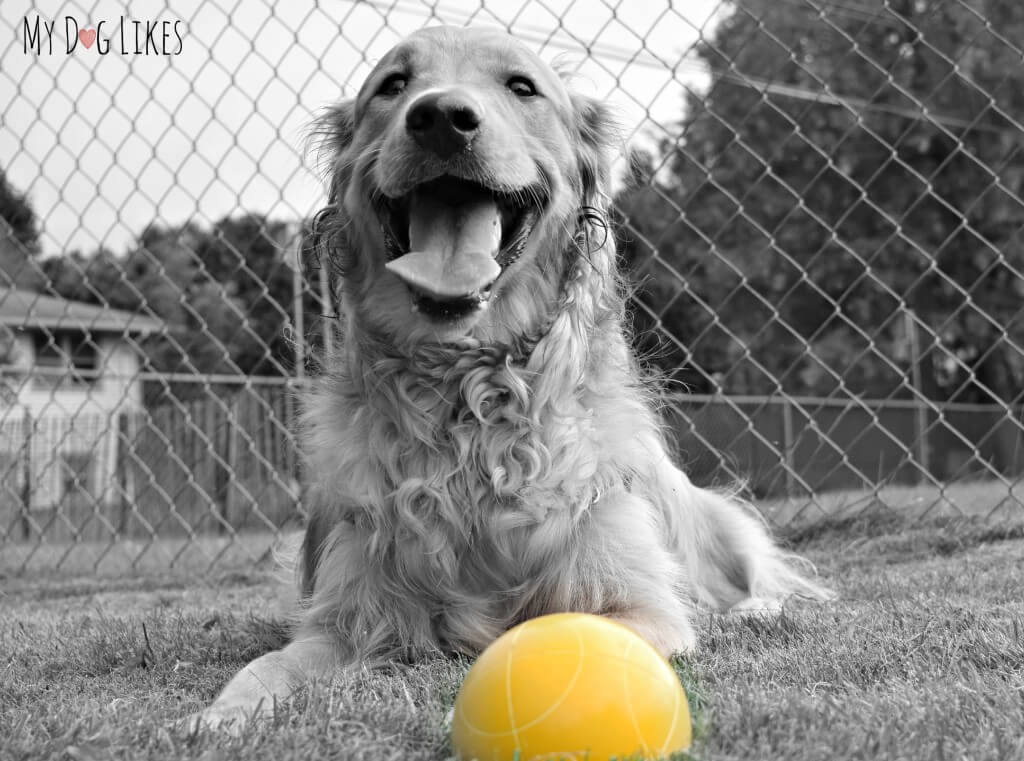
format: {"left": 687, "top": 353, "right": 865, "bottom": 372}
{"left": 345, "top": 0, "right": 706, "bottom": 73}
{"left": 716, "top": 73, "right": 1013, "bottom": 135}
{"left": 342, "top": 0, "right": 1020, "bottom": 136}
{"left": 774, "top": 0, "right": 891, "bottom": 24}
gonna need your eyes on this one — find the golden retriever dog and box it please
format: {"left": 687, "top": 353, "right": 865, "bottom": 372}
{"left": 197, "top": 25, "right": 829, "bottom": 729}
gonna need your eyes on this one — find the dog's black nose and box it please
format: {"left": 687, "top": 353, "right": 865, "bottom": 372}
{"left": 406, "top": 91, "right": 482, "bottom": 158}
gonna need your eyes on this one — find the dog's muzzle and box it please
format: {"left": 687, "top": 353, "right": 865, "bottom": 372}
{"left": 373, "top": 89, "right": 546, "bottom": 322}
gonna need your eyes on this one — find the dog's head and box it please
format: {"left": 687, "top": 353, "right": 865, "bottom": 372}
{"left": 314, "top": 26, "right": 616, "bottom": 348}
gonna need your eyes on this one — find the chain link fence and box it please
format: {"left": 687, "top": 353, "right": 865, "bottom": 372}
{"left": 2, "top": 0, "right": 1022, "bottom": 574}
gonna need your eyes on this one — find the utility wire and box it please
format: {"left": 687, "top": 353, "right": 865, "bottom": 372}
{"left": 346, "top": 0, "right": 706, "bottom": 72}
{"left": 344, "top": 0, "right": 1021, "bottom": 136}
{"left": 715, "top": 73, "right": 1012, "bottom": 135}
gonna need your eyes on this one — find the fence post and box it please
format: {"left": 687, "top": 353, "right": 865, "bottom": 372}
{"left": 115, "top": 413, "right": 127, "bottom": 532}
{"left": 781, "top": 397, "right": 796, "bottom": 496}
{"left": 319, "top": 252, "right": 334, "bottom": 358}
{"left": 292, "top": 232, "right": 305, "bottom": 380}
{"left": 905, "top": 309, "right": 931, "bottom": 482}
{"left": 19, "top": 407, "right": 32, "bottom": 540}
{"left": 225, "top": 397, "right": 238, "bottom": 530}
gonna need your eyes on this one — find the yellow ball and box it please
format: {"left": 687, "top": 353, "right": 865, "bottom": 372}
{"left": 452, "top": 612, "right": 692, "bottom": 761}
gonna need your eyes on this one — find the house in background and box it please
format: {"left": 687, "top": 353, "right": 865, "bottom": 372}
{"left": 0, "top": 287, "right": 163, "bottom": 516}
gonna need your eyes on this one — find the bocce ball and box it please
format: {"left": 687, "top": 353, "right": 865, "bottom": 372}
{"left": 452, "top": 612, "right": 692, "bottom": 760}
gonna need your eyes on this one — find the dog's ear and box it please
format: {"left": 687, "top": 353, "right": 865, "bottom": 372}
{"left": 315, "top": 100, "right": 357, "bottom": 159}
{"left": 310, "top": 100, "right": 357, "bottom": 276}
{"left": 312, "top": 100, "right": 357, "bottom": 196}
{"left": 571, "top": 94, "right": 617, "bottom": 202}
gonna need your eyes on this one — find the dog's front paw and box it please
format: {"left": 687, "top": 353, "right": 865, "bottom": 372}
{"left": 608, "top": 612, "right": 697, "bottom": 658}
{"left": 180, "top": 701, "right": 266, "bottom": 736}
{"left": 727, "top": 596, "right": 784, "bottom": 617}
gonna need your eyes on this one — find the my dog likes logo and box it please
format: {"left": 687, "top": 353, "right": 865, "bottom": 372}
{"left": 22, "top": 15, "right": 184, "bottom": 55}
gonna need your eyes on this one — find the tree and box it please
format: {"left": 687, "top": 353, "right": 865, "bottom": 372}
{"left": 41, "top": 215, "right": 317, "bottom": 388}
{"left": 616, "top": 0, "right": 1024, "bottom": 401}
{"left": 192, "top": 215, "right": 301, "bottom": 376}
{"left": 0, "top": 169, "right": 44, "bottom": 292}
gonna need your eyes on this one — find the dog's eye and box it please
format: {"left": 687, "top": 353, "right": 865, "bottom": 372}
{"left": 507, "top": 76, "right": 537, "bottom": 97}
{"left": 377, "top": 74, "right": 408, "bottom": 97}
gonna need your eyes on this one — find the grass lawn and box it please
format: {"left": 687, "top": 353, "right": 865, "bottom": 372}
{"left": 3, "top": 495, "right": 1024, "bottom": 760}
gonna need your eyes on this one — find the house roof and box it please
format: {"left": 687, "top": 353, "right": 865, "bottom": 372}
{"left": 0, "top": 288, "right": 164, "bottom": 336}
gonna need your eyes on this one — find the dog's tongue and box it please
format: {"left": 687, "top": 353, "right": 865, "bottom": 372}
{"left": 385, "top": 189, "right": 501, "bottom": 300}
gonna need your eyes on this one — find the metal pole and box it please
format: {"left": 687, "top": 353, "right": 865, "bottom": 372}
{"left": 21, "top": 406, "right": 32, "bottom": 539}
{"left": 291, "top": 231, "right": 305, "bottom": 380}
{"left": 782, "top": 397, "right": 796, "bottom": 496}
{"left": 318, "top": 252, "right": 334, "bottom": 358}
{"left": 905, "top": 308, "right": 930, "bottom": 482}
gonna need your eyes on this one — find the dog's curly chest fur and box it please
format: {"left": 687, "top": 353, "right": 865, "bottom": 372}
{"left": 332, "top": 337, "right": 614, "bottom": 540}
{"left": 302, "top": 331, "right": 636, "bottom": 655}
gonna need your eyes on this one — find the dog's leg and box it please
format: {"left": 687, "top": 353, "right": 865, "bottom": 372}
{"left": 606, "top": 605, "right": 696, "bottom": 658}
{"left": 646, "top": 448, "right": 832, "bottom": 613}
{"left": 193, "top": 513, "right": 357, "bottom": 732}
{"left": 193, "top": 631, "right": 343, "bottom": 732}
{"left": 564, "top": 490, "right": 699, "bottom": 657}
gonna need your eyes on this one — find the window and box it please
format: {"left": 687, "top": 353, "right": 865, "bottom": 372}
{"left": 32, "top": 331, "right": 101, "bottom": 388}
{"left": 0, "top": 325, "right": 22, "bottom": 403}
{"left": 69, "top": 335, "right": 99, "bottom": 382}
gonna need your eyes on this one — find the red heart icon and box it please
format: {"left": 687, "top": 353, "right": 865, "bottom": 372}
{"left": 78, "top": 28, "right": 96, "bottom": 49}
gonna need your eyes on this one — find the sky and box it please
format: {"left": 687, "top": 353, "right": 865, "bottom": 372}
{"left": 1, "top": 0, "right": 726, "bottom": 257}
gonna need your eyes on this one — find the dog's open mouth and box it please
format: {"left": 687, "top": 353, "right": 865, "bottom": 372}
{"left": 378, "top": 176, "right": 540, "bottom": 320}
